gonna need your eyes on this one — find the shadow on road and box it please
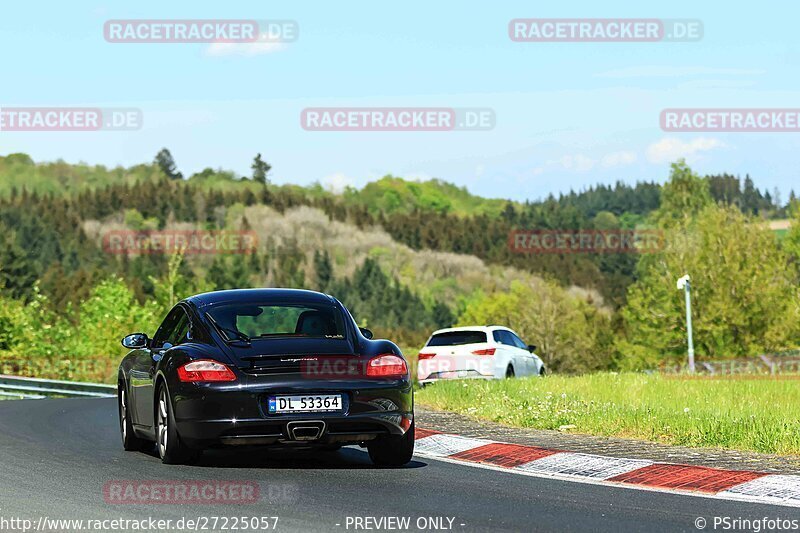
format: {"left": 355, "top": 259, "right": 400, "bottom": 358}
{"left": 135, "top": 445, "right": 428, "bottom": 470}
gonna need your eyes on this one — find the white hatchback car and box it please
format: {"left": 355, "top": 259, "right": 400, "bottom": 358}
{"left": 417, "top": 326, "right": 545, "bottom": 384}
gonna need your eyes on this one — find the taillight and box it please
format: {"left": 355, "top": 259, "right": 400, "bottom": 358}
{"left": 472, "top": 348, "right": 496, "bottom": 356}
{"left": 177, "top": 359, "right": 237, "bottom": 382}
{"left": 417, "top": 352, "right": 436, "bottom": 360}
{"left": 366, "top": 354, "right": 408, "bottom": 378}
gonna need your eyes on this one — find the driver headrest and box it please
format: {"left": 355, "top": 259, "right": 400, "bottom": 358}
{"left": 295, "top": 311, "right": 332, "bottom": 336}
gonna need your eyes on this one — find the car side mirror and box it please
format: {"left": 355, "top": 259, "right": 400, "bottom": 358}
{"left": 528, "top": 345, "right": 536, "bottom": 352}
{"left": 359, "top": 327, "right": 374, "bottom": 340}
{"left": 121, "top": 333, "right": 150, "bottom": 350}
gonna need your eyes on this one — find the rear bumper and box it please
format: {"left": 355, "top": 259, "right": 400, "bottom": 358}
{"left": 418, "top": 370, "right": 496, "bottom": 385}
{"left": 169, "top": 376, "right": 413, "bottom": 448}
{"left": 178, "top": 413, "right": 408, "bottom": 447}
{"left": 417, "top": 356, "right": 499, "bottom": 384}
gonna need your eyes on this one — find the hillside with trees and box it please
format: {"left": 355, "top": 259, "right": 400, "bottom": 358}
{"left": 0, "top": 151, "right": 798, "bottom": 382}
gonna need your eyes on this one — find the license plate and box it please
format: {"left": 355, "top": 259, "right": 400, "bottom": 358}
{"left": 268, "top": 394, "right": 343, "bottom": 414}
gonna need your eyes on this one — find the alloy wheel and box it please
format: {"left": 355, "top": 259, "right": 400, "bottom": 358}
{"left": 120, "top": 390, "right": 128, "bottom": 440}
{"left": 157, "top": 388, "right": 169, "bottom": 459}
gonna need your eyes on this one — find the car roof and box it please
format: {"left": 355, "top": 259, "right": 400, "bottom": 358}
{"left": 185, "top": 288, "right": 337, "bottom": 308}
{"left": 429, "top": 325, "right": 512, "bottom": 336}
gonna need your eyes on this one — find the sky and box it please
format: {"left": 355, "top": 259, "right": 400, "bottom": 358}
{"left": 1, "top": 1, "right": 799, "bottom": 202}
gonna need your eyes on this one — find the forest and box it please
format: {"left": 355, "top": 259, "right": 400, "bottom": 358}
{"left": 0, "top": 151, "right": 798, "bottom": 382}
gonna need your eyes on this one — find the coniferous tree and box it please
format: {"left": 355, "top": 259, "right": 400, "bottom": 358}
{"left": 0, "top": 224, "right": 37, "bottom": 300}
{"left": 251, "top": 154, "right": 271, "bottom": 184}
{"left": 313, "top": 250, "right": 332, "bottom": 292}
{"left": 154, "top": 148, "right": 183, "bottom": 180}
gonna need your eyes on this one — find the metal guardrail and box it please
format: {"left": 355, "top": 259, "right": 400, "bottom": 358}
{"left": 662, "top": 349, "right": 800, "bottom": 375}
{"left": 0, "top": 375, "right": 116, "bottom": 399}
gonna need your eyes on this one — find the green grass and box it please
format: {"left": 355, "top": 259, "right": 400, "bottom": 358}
{"left": 416, "top": 373, "right": 800, "bottom": 455}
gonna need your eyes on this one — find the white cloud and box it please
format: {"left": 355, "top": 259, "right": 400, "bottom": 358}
{"left": 532, "top": 149, "right": 637, "bottom": 176}
{"left": 321, "top": 172, "right": 356, "bottom": 194}
{"left": 600, "top": 151, "right": 637, "bottom": 168}
{"left": 676, "top": 79, "right": 757, "bottom": 90}
{"left": 559, "top": 154, "right": 596, "bottom": 172}
{"left": 206, "top": 36, "right": 288, "bottom": 57}
{"left": 596, "top": 66, "right": 764, "bottom": 78}
{"left": 646, "top": 137, "right": 725, "bottom": 164}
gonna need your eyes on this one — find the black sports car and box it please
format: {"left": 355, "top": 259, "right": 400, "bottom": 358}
{"left": 117, "top": 288, "right": 414, "bottom": 466}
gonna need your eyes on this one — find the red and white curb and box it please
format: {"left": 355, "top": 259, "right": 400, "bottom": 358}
{"left": 414, "top": 429, "right": 800, "bottom": 508}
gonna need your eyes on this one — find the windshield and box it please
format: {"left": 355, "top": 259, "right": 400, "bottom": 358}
{"left": 206, "top": 303, "right": 346, "bottom": 340}
{"left": 426, "top": 331, "right": 487, "bottom": 346}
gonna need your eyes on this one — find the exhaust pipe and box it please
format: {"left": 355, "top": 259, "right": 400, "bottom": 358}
{"left": 286, "top": 421, "right": 326, "bottom": 441}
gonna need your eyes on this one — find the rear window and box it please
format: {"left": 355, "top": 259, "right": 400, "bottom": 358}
{"left": 427, "top": 331, "right": 487, "bottom": 346}
{"left": 207, "top": 303, "right": 346, "bottom": 339}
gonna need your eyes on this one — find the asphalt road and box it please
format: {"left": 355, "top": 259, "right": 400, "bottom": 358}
{"left": 0, "top": 398, "right": 795, "bottom": 533}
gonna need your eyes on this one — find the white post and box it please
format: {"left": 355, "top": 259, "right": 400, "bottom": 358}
{"left": 677, "top": 275, "right": 695, "bottom": 373}
{"left": 684, "top": 280, "right": 695, "bottom": 373}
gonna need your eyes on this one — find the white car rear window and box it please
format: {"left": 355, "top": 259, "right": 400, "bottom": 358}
{"left": 427, "top": 331, "right": 487, "bottom": 346}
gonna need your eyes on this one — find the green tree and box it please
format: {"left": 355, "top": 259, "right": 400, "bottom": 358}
{"left": 619, "top": 204, "right": 800, "bottom": 369}
{"left": 148, "top": 251, "right": 212, "bottom": 311}
{"left": 593, "top": 211, "right": 619, "bottom": 230}
{"left": 655, "top": 160, "right": 713, "bottom": 227}
{"left": 431, "top": 301, "right": 454, "bottom": 329}
{"left": 0, "top": 286, "right": 61, "bottom": 356}
{"left": 70, "top": 277, "right": 161, "bottom": 357}
{"left": 783, "top": 198, "right": 800, "bottom": 265}
{"left": 0, "top": 224, "right": 37, "bottom": 300}
{"left": 154, "top": 148, "right": 183, "bottom": 180}
{"left": 208, "top": 255, "right": 251, "bottom": 290}
{"left": 251, "top": 153, "right": 271, "bottom": 184}
{"left": 458, "top": 280, "right": 612, "bottom": 373}
{"left": 313, "top": 250, "right": 332, "bottom": 291}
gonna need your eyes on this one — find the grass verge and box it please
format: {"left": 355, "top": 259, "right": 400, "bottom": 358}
{"left": 415, "top": 372, "right": 800, "bottom": 455}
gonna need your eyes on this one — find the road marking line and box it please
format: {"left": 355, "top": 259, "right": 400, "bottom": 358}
{"left": 415, "top": 433, "right": 492, "bottom": 457}
{"left": 450, "top": 442, "right": 558, "bottom": 468}
{"left": 414, "top": 451, "right": 800, "bottom": 508}
{"left": 515, "top": 452, "right": 654, "bottom": 480}
{"left": 609, "top": 463, "right": 766, "bottom": 493}
{"left": 719, "top": 474, "right": 800, "bottom": 505}
{"left": 415, "top": 428, "right": 800, "bottom": 508}
{"left": 415, "top": 428, "right": 441, "bottom": 439}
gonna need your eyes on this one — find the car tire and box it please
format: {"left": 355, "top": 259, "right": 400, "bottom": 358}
{"left": 505, "top": 365, "right": 515, "bottom": 378}
{"left": 118, "top": 384, "right": 146, "bottom": 451}
{"left": 156, "top": 383, "right": 201, "bottom": 465}
{"left": 367, "top": 422, "right": 415, "bottom": 467}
